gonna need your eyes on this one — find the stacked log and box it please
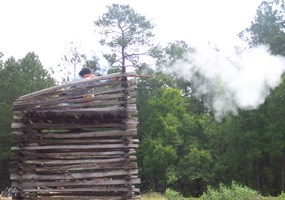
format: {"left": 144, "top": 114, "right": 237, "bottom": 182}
{"left": 10, "top": 72, "right": 141, "bottom": 200}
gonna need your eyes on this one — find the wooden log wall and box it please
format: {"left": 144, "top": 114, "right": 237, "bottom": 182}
{"left": 10, "top": 72, "right": 141, "bottom": 200}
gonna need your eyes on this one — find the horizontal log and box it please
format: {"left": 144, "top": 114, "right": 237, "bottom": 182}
{"left": 21, "top": 177, "right": 140, "bottom": 188}
{"left": 31, "top": 99, "right": 136, "bottom": 111}
{"left": 11, "top": 169, "right": 138, "bottom": 180}
{"left": 24, "top": 195, "right": 142, "bottom": 200}
{"left": 9, "top": 163, "right": 131, "bottom": 173}
{"left": 23, "top": 155, "right": 136, "bottom": 165}
{"left": 29, "top": 138, "right": 139, "bottom": 146}
{"left": 13, "top": 115, "right": 24, "bottom": 120}
{"left": 11, "top": 143, "right": 138, "bottom": 151}
{"left": 20, "top": 162, "right": 138, "bottom": 172}
{"left": 32, "top": 150, "right": 136, "bottom": 157}
{"left": 11, "top": 129, "right": 137, "bottom": 139}
{"left": 22, "top": 118, "right": 137, "bottom": 130}
{"left": 33, "top": 106, "right": 126, "bottom": 114}
{"left": 32, "top": 129, "right": 137, "bottom": 139}
{"left": 11, "top": 131, "right": 25, "bottom": 136}
{"left": 23, "top": 187, "right": 140, "bottom": 192}
{"left": 20, "top": 154, "right": 133, "bottom": 161}
{"left": 28, "top": 122, "right": 123, "bottom": 130}
{"left": 11, "top": 122, "right": 25, "bottom": 129}
{"left": 28, "top": 110, "right": 136, "bottom": 123}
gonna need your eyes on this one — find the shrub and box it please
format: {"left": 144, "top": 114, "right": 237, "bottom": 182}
{"left": 164, "top": 188, "right": 184, "bottom": 200}
{"left": 200, "top": 182, "right": 262, "bottom": 200}
{"left": 277, "top": 192, "right": 285, "bottom": 200}
{"left": 141, "top": 192, "right": 166, "bottom": 200}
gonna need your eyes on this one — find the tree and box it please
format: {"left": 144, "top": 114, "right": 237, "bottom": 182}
{"left": 95, "top": 4, "right": 155, "bottom": 73}
{"left": 238, "top": 0, "right": 285, "bottom": 194}
{"left": 0, "top": 52, "right": 4, "bottom": 68}
{"left": 239, "top": 0, "right": 285, "bottom": 55}
{"left": 0, "top": 52, "right": 55, "bottom": 104}
{"left": 137, "top": 86, "right": 210, "bottom": 196}
{"left": 261, "top": 78, "right": 285, "bottom": 193}
{"left": 136, "top": 40, "right": 213, "bottom": 196}
{"left": 62, "top": 42, "right": 86, "bottom": 79}
{"left": 150, "top": 40, "right": 207, "bottom": 114}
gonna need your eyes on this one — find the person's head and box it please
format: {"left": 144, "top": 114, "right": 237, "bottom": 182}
{"left": 79, "top": 67, "right": 94, "bottom": 79}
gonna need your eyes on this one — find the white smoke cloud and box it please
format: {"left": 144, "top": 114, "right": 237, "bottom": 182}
{"left": 167, "top": 44, "right": 285, "bottom": 120}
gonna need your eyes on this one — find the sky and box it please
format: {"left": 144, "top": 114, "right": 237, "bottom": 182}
{"left": 1, "top": 0, "right": 264, "bottom": 70}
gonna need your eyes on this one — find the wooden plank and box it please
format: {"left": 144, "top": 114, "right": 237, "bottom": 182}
{"left": 21, "top": 178, "right": 141, "bottom": 188}
{"left": 31, "top": 129, "right": 137, "bottom": 139}
{"left": 21, "top": 150, "right": 136, "bottom": 160}
{"left": 27, "top": 122, "right": 123, "bottom": 130}
{"left": 20, "top": 161, "right": 137, "bottom": 173}
{"left": 32, "top": 99, "right": 136, "bottom": 111}
{"left": 22, "top": 162, "right": 138, "bottom": 172}
{"left": 31, "top": 106, "right": 126, "bottom": 114}
{"left": 23, "top": 187, "right": 140, "bottom": 193}
{"left": 23, "top": 156, "right": 136, "bottom": 165}
{"left": 13, "top": 114, "right": 24, "bottom": 120}
{"left": 11, "top": 122, "right": 25, "bottom": 129}
{"left": 11, "top": 143, "right": 138, "bottom": 151}
{"left": 11, "top": 131, "right": 25, "bottom": 136}
{"left": 33, "top": 138, "right": 139, "bottom": 146}
{"left": 11, "top": 169, "right": 138, "bottom": 180}
{"left": 25, "top": 195, "right": 141, "bottom": 200}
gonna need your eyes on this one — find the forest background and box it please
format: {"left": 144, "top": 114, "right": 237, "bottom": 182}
{"left": 1, "top": 0, "right": 285, "bottom": 198}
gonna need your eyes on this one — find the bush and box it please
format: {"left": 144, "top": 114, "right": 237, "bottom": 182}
{"left": 141, "top": 192, "right": 166, "bottom": 200}
{"left": 277, "top": 192, "right": 285, "bottom": 200}
{"left": 200, "top": 182, "right": 262, "bottom": 200}
{"left": 164, "top": 188, "right": 184, "bottom": 200}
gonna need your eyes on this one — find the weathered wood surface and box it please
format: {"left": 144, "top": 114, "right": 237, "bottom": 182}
{"left": 10, "top": 73, "right": 141, "bottom": 199}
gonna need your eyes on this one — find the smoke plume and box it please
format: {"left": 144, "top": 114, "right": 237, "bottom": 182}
{"left": 167, "top": 45, "right": 285, "bottom": 120}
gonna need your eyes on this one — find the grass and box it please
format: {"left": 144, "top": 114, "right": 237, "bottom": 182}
{"left": 141, "top": 192, "right": 167, "bottom": 200}
{"left": 0, "top": 194, "right": 166, "bottom": 200}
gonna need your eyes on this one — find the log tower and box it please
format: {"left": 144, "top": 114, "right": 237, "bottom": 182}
{"left": 10, "top": 72, "right": 141, "bottom": 200}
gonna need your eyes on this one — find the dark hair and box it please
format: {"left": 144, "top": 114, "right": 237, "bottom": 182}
{"left": 79, "top": 67, "right": 92, "bottom": 77}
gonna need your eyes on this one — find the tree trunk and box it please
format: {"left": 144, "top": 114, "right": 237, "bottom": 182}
{"left": 281, "top": 154, "right": 285, "bottom": 192}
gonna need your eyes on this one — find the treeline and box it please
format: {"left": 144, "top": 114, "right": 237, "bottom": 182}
{"left": 0, "top": 0, "right": 285, "bottom": 197}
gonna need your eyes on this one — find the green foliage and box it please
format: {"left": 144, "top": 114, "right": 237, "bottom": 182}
{"left": 277, "top": 192, "right": 285, "bottom": 200}
{"left": 0, "top": 52, "right": 55, "bottom": 103}
{"left": 137, "top": 66, "right": 285, "bottom": 196}
{"left": 141, "top": 192, "right": 166, "bottom": 200}
{"left": 239, "top": 0, "right": 285, "bottom": 55}
{"left": 178, "top": 148, "right": 213, "bottom": 183}
{"left": 141, "top": 190, "right": 284, "bottom": 200}
{"left": 137, "top": 83, "right": 211, "bottom": 195}
{"left": 200, "top": 182, "right": 262, "bottom": 200}
{"left": 164, "top": 188, "right": 184, "bottom": 200}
